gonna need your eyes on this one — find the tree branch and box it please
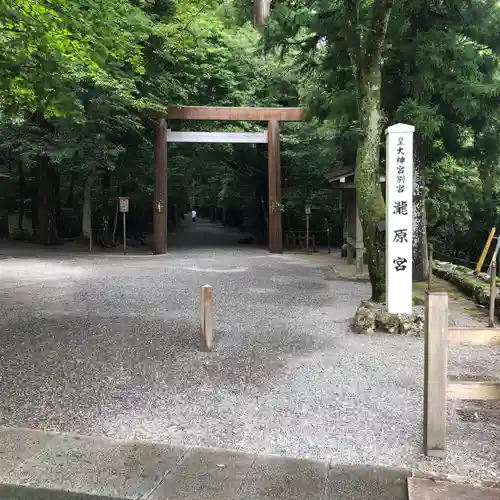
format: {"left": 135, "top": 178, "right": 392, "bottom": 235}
{"left": 0, "top": 26, "right": 25, "bottom": 33}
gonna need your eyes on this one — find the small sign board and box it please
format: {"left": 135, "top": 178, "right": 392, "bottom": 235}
{"left": 155, "top": 200, "right": 164, "bottom": 213}
{"left": 119, "top": 197, "right": 129, "bottom": 213}
{"left": 305, "top": 205, "right": 312, "bottom": 215}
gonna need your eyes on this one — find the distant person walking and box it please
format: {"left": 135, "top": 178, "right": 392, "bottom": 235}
{"left": 191, "top": 209, "right": 197, "bottom": 222}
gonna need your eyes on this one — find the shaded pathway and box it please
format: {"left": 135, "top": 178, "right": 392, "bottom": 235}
{"left": 169, "top": 217, "right": 254, "bottom": 248}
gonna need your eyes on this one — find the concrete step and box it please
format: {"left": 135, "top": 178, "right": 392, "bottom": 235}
{"left": 0, "top": 484, "right": 125, "bottom": 500}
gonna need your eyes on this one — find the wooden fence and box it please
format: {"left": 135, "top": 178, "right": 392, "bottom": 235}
{"left": 284, "top": 231, "right": 316, "bottom": 252}
{"left": 423, "top": 291, "right": 500, "bottom": 457}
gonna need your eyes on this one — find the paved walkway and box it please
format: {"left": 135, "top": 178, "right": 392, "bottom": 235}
{"left": 169, "top": 218, "right": 254, "bottom": 248}
{"left": 0, "top": 428, "right": 408, "bottom": 500}
{"left": 2, "top": 427, "right": 498, "bottom": 500}
{"left": 1, "top": 428, "right": 498, "bottom": 500}
{"left": 0, "top": 220, "right": 499, "bottom": 483}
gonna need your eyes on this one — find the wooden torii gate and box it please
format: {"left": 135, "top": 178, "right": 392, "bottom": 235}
{"left": 152, "top": 106, "right": 305, "bottom": 255}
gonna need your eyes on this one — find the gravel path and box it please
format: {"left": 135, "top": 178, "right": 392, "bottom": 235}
{"left": 0, "top": 220, "right": 499, "bottom": 483}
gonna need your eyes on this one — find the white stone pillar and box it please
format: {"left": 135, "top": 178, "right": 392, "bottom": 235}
{"left": 386, "top": 123, "right": 415, "bottom": 314}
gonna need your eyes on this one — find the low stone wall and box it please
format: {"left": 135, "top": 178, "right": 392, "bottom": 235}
{"left": 352, "top": 261, "right": 499, "bottom": 335}
{"left": 432, "top": 261, "right": 500, "bottom": 319}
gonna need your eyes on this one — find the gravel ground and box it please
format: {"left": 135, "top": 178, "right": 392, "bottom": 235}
{"left": 0, "top": 220, "right": 499, "bottom": 483}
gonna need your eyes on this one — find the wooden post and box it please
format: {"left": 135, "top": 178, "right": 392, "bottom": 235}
{"left": 200, "top": 285, "right": 214, "bottom": 352}
{"left": 476, "top": 227, "right": 496, "bottom": 273}
{"left": 306, "top": 214, "right": 310, "bottom": 254}
{"left": 489, "top": 262, "right": 496, "bottom": 327}
{"left": 428, "top": 244, "right": 433, "bottom": 291}
{"left": 423, "top": 291, "right": 448, "bottom": 458}
{"left": 122, "top": 211, "right": 127, "bottom": 255}
{"left": 267, "top": 120, "right": 282, "bottom": 253}
{"left": 153, "top": 118, "right": 167, "bottom": 255}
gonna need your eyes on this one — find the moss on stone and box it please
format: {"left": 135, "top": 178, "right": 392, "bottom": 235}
{"left": 412, "top": 281, "right": 428, "bottom": 290}
{"left": 412, "top": 295, "right": 425, "bottom": 306}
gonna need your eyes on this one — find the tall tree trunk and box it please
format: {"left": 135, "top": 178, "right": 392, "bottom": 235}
{"left": 355, "top": 66, "right": 386, "bottom": 301}
{"left": 413, "top": 134, "right": 428, "bottom": 281}
{"left": 112, "top": 180, "right": 120, "bottom": 244}
{"left": 31, "top": 110, "right": 60, "bottom": 244}
{"left": 54, "top": 169, "right": 61, "bottom": 236}
{"left": 253, "top": 0, "right": 271, "bottom": 28}
{"left": 17, "top": 156, "right": 25, "bottom": 232}
{"left": 101, "top": 171, "right": 112, "bottom": 240}
{"left": 32, "top": 163, "right": 39, "bottom": 235}
{"left": 351, "top": 0, "right": 393, "bottom": 301}
{"left": 67, "top": 171, "right": 75, "bottom": 208}
{"left": 82, "top": 170, "right": 97, "bottom": 240}
{"left": 36, "top": 157, "right": 60, "bottom": 245}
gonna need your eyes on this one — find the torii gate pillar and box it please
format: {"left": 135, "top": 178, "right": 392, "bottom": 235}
{"left": 153, "top": 118, "right": 167, "bottom": 255}
{"left": 267, "top": 120, "right": 282, "bottom": 253}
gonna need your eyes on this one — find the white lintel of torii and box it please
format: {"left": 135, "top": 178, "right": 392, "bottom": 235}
{"left": 166, "top": 130, "right": 268, "bottom": 144}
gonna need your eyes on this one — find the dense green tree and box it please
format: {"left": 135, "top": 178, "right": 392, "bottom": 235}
{"left": 0, "top": 0, "right": 268, "bottom": 244}
{"left": 264, "top": 0, "right": 500, "bottom": 297}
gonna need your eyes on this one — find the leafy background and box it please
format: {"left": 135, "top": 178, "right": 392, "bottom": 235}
{"left": 0, "top": 0, "right": 499, "bottom": 264}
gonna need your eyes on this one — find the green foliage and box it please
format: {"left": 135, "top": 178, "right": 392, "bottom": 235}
{"left": 427, "top": 155, "right": 479, "bottom": 249}
{"left": 0, "top": 0, "right": 152, "bottom": 117}
{"left": 264, "top": 0, "right": 500, "bottom": 260}
{"left": 0, "top": 0, "right": 500, "bottom": 260}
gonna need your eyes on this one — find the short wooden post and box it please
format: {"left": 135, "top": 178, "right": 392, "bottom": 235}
{"left": 423, "top": 291, "right": 448, "bottom": 458}
{"left": 489, "top": 262, "right": 496, "bottom": 327}
{"left": 200, "top": 285, "right": 214, "bottom": 352}
{"left": 428, "top": 244, "right": 433, "bottom": 291}
{"left": 122, "top": 211, "right": 127, "bottom": 255}
{"left": 306, "top": 214, "right": 310, "bottom": 254}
